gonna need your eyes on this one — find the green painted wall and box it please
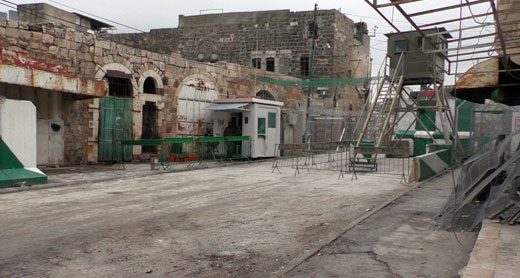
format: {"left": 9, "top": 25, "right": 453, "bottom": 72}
{"left": 416, "top": 100, "right": 436, "bottom": 131}
{"left": 0, "top": 137, "right": 24, "bottom": 169}
{"left": 456, "top": 99, "right": 476, "bottom": 132}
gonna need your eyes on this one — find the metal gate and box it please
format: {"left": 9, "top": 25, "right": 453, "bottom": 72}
{"left": 99, "top": 96, "right": 133, "bottom": 162}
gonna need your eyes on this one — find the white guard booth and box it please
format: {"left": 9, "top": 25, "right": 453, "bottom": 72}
{"left": 205, "top": 98, "right": 283, "bottom": 158}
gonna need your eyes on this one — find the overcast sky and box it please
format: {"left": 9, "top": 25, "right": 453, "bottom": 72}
{"left": 0, "top": 0, "right": 496, "bottom": 84}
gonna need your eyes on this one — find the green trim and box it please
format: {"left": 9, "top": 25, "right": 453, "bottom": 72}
{"left": 0, "top": 168, "right": 47, "bottom": 188}
{"left": 225, "top": 136, "right": 250, "bottom": 142}
{"left": 122, "top": 139, "right": 162, "bottom": 146}
{"left": 164, "top": 137, "right": 194, "bottom": 144}
{"left": 396, "top": 130, "right": 415, "bottom": 139}
{"left": 198, "top": 136, "right": 225, "bottom": 142}
{"left": 0, "top": 137, "right": 24, "bottom": 169}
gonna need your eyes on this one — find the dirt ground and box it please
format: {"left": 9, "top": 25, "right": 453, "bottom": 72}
{"left": 0, "top": 161, "right": 410, "bottom": 278}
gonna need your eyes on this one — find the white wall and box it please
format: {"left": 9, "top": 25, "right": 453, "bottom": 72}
{"left": 0, "top": 99, "right": 38, "bottom": 168}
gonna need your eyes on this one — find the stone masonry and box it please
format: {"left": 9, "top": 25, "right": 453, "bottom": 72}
{"left": 0, "top": 19, "right": 305, "bottom": 165}
{"left": 108, "top": 9, "right": 371, "bottom": 111}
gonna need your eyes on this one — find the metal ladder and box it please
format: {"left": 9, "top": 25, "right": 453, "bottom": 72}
{"left": 356, "top": 52, "right": 405, "bottom": 148}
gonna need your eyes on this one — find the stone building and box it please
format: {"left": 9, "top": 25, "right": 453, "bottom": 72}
{"left": 17, "top": 3, "right": 114, "bottom": 32}
{"left": 0, "top": 11, "right": 306, "bottom": 166}
{"left": 110, "top": 9, "right": 371, "bottom": 112}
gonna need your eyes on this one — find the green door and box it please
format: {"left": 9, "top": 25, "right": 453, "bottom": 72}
{"left": 99, "top": 96, "right": 133, "bottom": 162}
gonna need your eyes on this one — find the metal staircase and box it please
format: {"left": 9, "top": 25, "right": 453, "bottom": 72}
{"left": 356, "top": 53, "right": 405, "bottom": 148}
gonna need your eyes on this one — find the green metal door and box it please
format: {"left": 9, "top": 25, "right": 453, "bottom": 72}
{"left": 99, "top": 96, "right": 133, "bottom": 162}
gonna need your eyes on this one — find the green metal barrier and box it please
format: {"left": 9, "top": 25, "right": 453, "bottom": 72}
{"left": 121, "top": 136, "right": 251, "bottom": 169}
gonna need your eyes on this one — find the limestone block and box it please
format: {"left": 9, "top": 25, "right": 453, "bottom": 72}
{"left": 42, "top": 34, "right": 54, "bottom": 45}
{"left": 48, "top": 46, "right": 59, "bottom": 56}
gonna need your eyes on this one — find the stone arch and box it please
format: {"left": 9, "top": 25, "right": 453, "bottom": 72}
{"left": 251, "top": 84, "right": 278, "bottom": 101}
{"left": 138, "top": 70, "right": 164, "bottom": 95}
{"left": 256, "top": 90, "right": 276, "bottom": 101}
{"left": 95, "top": 63, "right": 138, "bottom": 97}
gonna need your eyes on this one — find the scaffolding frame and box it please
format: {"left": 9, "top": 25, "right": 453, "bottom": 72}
{"left": 364, "top": 0, "right": 520, "bottom": 76}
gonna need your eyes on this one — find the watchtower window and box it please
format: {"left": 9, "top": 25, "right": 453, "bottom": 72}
{"left": 143, "top": 77, "right": 157, "bottom": 94}
{"left": 266, "top": 57, "right": 275, "bottom": 72}
{"left": 252, "top": 58, "right": 261, "bottom": 69}
{"left": 107, "top": 77, "right": 132, "bottom": 98}
{"left": 300, "top": 57, "right": 310, "bottom": 76}
{"left": 394, "top": 40, "right": 407, "bottom": 54}
{"left": 417, "top": 37, "right": 423, "bottom": 49}
{"left": 256, "top": 90, "right": 275, "bottom": 101}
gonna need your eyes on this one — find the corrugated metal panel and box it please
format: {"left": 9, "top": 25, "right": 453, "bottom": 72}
{"left": 177, "top": 78, "right": 218, "bottom": 136}
{"left": 205, "top": 103, "right": 248, "bottom": 110}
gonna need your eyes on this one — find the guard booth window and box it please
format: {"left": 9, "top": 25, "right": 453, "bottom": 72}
{"left": 394, "top": 40, "right": 407, "bottom": 54}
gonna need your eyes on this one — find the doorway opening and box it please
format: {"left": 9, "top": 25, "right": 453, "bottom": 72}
{"left": 142, "top": 101, "right": 158, "bottom": 153}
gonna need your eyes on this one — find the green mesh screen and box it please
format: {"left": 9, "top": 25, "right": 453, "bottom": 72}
{"left": 248, "top": 75, "right": 373, "bottom": 88}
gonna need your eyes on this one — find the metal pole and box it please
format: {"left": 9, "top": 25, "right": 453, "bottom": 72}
{"left": 305, "top": 4, "right": 319, "bottom": 143}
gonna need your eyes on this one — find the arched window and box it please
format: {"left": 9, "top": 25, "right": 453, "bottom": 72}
{"left": 143, "top": 77, "right": 157, "bottom": 94}
{"left": 256, "top": 90, "right": 275, "bottom": 101}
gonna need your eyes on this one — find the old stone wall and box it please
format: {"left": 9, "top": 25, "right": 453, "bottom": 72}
{"left": 0, "top": 19, "right": 305, "bottom": 165}
{"left": 110, "top": 9, "right": 369, "bottom": 80}
{"left": 498, "top": 0, "right": 520, "bottom": 64}
{"left": 109, "top": 9, "right": 370, "bottom": 114}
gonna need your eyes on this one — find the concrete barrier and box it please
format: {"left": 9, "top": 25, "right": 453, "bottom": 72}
{"left": 409, "top": 149, "right": 451, "bottom": 182}
{"left": 0, "top": 99, "right": 47, "bottom": 187}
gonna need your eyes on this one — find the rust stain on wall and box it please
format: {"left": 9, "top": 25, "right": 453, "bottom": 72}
{"left": 0, "top": 48, "right": 68, "bottom": 75}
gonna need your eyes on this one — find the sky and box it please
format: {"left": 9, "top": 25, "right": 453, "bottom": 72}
{"left": 0, "top": 0, "right": 497, "bottom": 85}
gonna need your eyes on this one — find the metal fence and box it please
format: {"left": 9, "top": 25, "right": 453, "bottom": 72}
{"left": 272, "top": 142, "right": 410, "bottom": 182}
{"left": 272, "top": 142, "right": 349, "bottom": 179}
{"left": 122, "top": 136, "right": 251, "bottom": 169}
{"left": 349, "top": 146, "right": 410, "bottom": 182}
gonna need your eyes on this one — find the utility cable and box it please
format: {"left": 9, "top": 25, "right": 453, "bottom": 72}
{"left": 46, "top": 0, "right": 145, "bottom": 32}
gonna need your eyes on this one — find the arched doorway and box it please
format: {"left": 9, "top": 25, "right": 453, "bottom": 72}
{"left": 96, "top": 66, "right": 135, "bottom": 162}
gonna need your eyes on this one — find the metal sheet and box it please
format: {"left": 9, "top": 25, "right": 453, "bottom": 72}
{"left": 204, "top": 103, "right": 248, "bottom": 111}
{"left": 456, "top": 58, "right": 500, "bottom": 89}
{"left": 177, "top": 77, "right": 218, "bottom": 136}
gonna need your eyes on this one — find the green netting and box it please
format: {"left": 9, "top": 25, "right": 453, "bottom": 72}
{"left": 248, "top": 75, "right": 373, "bottom": 88}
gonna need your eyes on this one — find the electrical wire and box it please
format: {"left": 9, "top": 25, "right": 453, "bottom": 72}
{"left": 46, "top": 0, "right": 145, "bottom": 33}
{"left": 0, "top": 0, "right": 145, "bottom": 33}
{"left": 0, "top": 0, "right": 99, "bottom": 31}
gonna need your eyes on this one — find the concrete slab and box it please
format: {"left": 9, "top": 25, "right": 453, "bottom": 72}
{"left": 463, "top": 220, "right": 520, "bottom": 278}
{"left": 285, "top": 172, "right": 478, "bottom": 278}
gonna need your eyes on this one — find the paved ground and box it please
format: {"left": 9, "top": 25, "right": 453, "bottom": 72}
{"left": 284, "top": 172, "right": 478, "bottom": 278}
{"left": 0, "top": 161, "right": 412, "bottom": 278}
